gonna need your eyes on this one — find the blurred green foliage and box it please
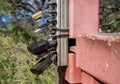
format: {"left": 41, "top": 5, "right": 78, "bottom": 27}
{"left": 0, "top": 33, "right": 54, "bottom": 84}
{"left": 100, "top": 0, "right": 120, "bottom": 33}
{"left": 0, "top": 22, "right": 49, "bottom": 44}
{"left": 7, "top": 23, "right": 38, "bottom": 43}
{"left": 0, "top": 1, "right": 54, "bottom": 84}
{"left": 0, "top": 0, "right": 120, "bottom": 84}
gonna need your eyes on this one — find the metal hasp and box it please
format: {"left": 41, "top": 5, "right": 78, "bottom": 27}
{"left": 64, "top": 0, "right": 120, "bottom": 84}
{"left": 56, "top": 0, "right": 69, "bottom": 66}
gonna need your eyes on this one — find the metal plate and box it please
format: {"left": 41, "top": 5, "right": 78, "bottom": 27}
{"left": 76, "top": 34, "right": 120, "bottom": 84}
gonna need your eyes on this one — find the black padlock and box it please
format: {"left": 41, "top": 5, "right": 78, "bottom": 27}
{"left": 35, "top": 47, "right": 56, "bottom": 60}
{"left": 30, "top": 53, "right": 57, "bottom": 74}
{"left": 27, "top": 39, "right": 57, "bottom": 55}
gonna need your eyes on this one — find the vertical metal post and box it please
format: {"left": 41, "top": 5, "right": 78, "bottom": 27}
{"left": 56, "top": 0, "right": 61, "bottom": 66}
{"left": 56, "top": 0, "right": 69, "bottom": 66}
{"left": 55, "top": 0, "right": 69, "bottom": 83}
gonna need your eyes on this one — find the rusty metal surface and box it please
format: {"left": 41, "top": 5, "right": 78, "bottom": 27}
{"left": 69, "top": 0, "right": 99, "bottom": 38}
{"left": 76, "top": 34, "right": 120, "bottom": 84}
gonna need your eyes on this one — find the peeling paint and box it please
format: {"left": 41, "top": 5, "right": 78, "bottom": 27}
{"left": 106, "top": 62, "right": 109, "bottom": 68}
{"left": 79, "top": 34, "right": 82, "bottom": 37}
{"left": 114, "top": 49, "right": 119, "bottom": 54}
{"left": 105, "top": 62, "right": 109, "bottom": 71}
{"left": 80, "top": 34, "right": 120, "bottom": 43}
{"left": 108, "top": 41, "right": 112, "bottom": 46}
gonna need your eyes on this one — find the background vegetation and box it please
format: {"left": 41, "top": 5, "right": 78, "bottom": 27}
{"left": 0, "top": 0, "right": 55, "bottom": 84}
{"left": 0, "top": 28, "right": 55, "bottom": 84}
{"left": 100, "top": 0, "right": 120, "bottom": 33}
{"left": 0, "top": 0, "right": 120, "bottom": 84}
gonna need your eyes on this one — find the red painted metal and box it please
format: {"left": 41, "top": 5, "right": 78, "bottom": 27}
{"left": 64, "top": 0, "right": 120, "bottom": 84}
{"left": 65, "top": 0, "right": 102, "bottom": 83}
{"left": 69, "top": 0, "right": 99, "bottom": 38}
{"left": 65, "top": 53, "right": 82, "bottom": 83}
{"left": 65, "top": 52, "right": 101, "bottom": 84}
{"left": 76, "top": 34, "right": 120, "bottom": 84}
{"left": 82, "top": 71, "right": 100, "bottom": 84}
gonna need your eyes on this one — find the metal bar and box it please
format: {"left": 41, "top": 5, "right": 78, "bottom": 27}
{"left": 55, "top": 0, "right": 69, "bottom": 83}
{"left": 56, "top": 0, "right": 61, "bottom": 66}
{"left": 56, "top": 0, "right": 69, "bottom": 66}
{"left": 60, "top": 0, "right": 69, "bottom": 66}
